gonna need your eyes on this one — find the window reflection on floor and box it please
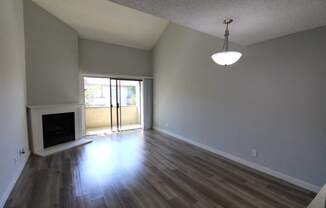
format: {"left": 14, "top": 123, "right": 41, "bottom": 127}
{"left": 86, "top": 125, "right": 142, "bottom": 136}
{"left": 81, "top": 131, "right": 145, "bottom": 186}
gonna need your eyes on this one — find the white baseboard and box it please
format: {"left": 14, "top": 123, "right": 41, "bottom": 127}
{"left": 153, "top": 127, "right": 321, "bottom": 193}
{"left": 0, "top": 151, "right": 30, "bottom": 208}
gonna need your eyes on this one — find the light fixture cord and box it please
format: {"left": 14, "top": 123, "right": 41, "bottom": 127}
{"left": 222, "top": 23, "right": 229, "bottom": 51}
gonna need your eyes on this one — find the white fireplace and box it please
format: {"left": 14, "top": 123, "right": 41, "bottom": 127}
{"left": 27, "top": 104, "right": 90, "bottom": 156}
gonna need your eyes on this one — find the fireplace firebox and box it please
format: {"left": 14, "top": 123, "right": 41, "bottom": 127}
{"left": 42, "top": 112, "right": 75, "bottom": 148}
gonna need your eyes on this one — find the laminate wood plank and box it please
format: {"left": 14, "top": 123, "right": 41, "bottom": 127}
{"left": 5, "top": 130, "right": 315, "bottom": 208}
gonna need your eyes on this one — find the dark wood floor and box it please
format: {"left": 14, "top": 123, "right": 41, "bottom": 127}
{"left": 5, "top": 130, "right": 315, "bottom": 208}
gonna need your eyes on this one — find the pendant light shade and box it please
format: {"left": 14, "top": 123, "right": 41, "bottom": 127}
{"left": 212, "top": 19, "right": 242, "bottom": 66}
{"left": 211, "top": 51, "right": 242, "bottom": 66}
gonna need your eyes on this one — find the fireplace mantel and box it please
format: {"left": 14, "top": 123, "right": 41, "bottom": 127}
{"left": 27, "top": 103, "right": 83, "bottom": 109}
{"left": 27, "top": 104, "right": 90, "bottom": 156}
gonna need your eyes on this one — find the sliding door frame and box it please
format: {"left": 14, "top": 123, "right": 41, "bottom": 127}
{"left": 80, "top": 73, "right": 151, "bottom": 136}
{"left": 110, "top": 77, "right": 143, "bottom": 132}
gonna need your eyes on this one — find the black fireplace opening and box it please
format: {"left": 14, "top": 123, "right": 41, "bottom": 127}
{"left": 42, "top": 112, "right": 75, "bottom": 148}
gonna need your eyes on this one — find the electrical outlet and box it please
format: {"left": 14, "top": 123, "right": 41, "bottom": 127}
{"left": 19, "top": 148, "right": 25, "bottom": 156}
{"left": 251, "top": 149, "right": 258, "bottom": 157}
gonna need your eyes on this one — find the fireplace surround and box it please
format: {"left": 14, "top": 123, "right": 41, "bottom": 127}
{"left": 27, "top": 104, "right": 90, "bottom": 156}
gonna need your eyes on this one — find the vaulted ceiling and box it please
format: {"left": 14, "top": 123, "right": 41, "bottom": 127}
{"left": 111, "top": 0, "right": 326, "bottom": 45}
{"left": 33, "top": 0, "right": 326, "bottom": 48}
{"left": 32, "top": 0, "right": 169, "bottom": 50}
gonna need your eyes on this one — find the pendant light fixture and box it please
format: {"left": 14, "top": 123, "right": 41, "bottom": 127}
{"left": 211, "top": 19, "right": 242, "bottom": 66}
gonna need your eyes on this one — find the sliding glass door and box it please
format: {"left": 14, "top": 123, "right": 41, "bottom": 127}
{"left": 84, "top": 76, "right": 142, "bottom": 135}
{"left": 110, "top": 78, "right": 142, "bottom": 132}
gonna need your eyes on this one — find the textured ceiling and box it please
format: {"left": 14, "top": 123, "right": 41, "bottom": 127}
{"left": 110, "top": 0, "right": 326, "bottom": 45}
{"left": 32, "top": 0, "right": 169, "bottom": 50}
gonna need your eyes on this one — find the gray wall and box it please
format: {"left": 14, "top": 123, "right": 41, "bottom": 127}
{"left": 24, "top": 0, "right": 79, "bottom": 105}
{"left": 79, "top": 39, "right": 152, "bottom": 77}
{"left": 0, "top": 0, "right": 29, "bottom": 205}
{"left": 153, "top": 23, "right": 326, "bottom": 187}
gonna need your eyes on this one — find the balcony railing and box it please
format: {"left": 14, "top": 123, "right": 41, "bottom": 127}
{"left": 85, "top": 106, "right": 140, "bottom": 129}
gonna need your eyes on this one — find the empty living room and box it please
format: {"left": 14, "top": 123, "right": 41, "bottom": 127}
{"left": 1, "top": 0, "right": 326, "bottom": 207}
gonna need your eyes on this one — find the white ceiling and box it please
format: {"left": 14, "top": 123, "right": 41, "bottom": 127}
{"left": 110, "top": 0, "right": 326, "bottom": 45}
{"left": 32, "top": 0, "right": 169, "bottom": 50}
